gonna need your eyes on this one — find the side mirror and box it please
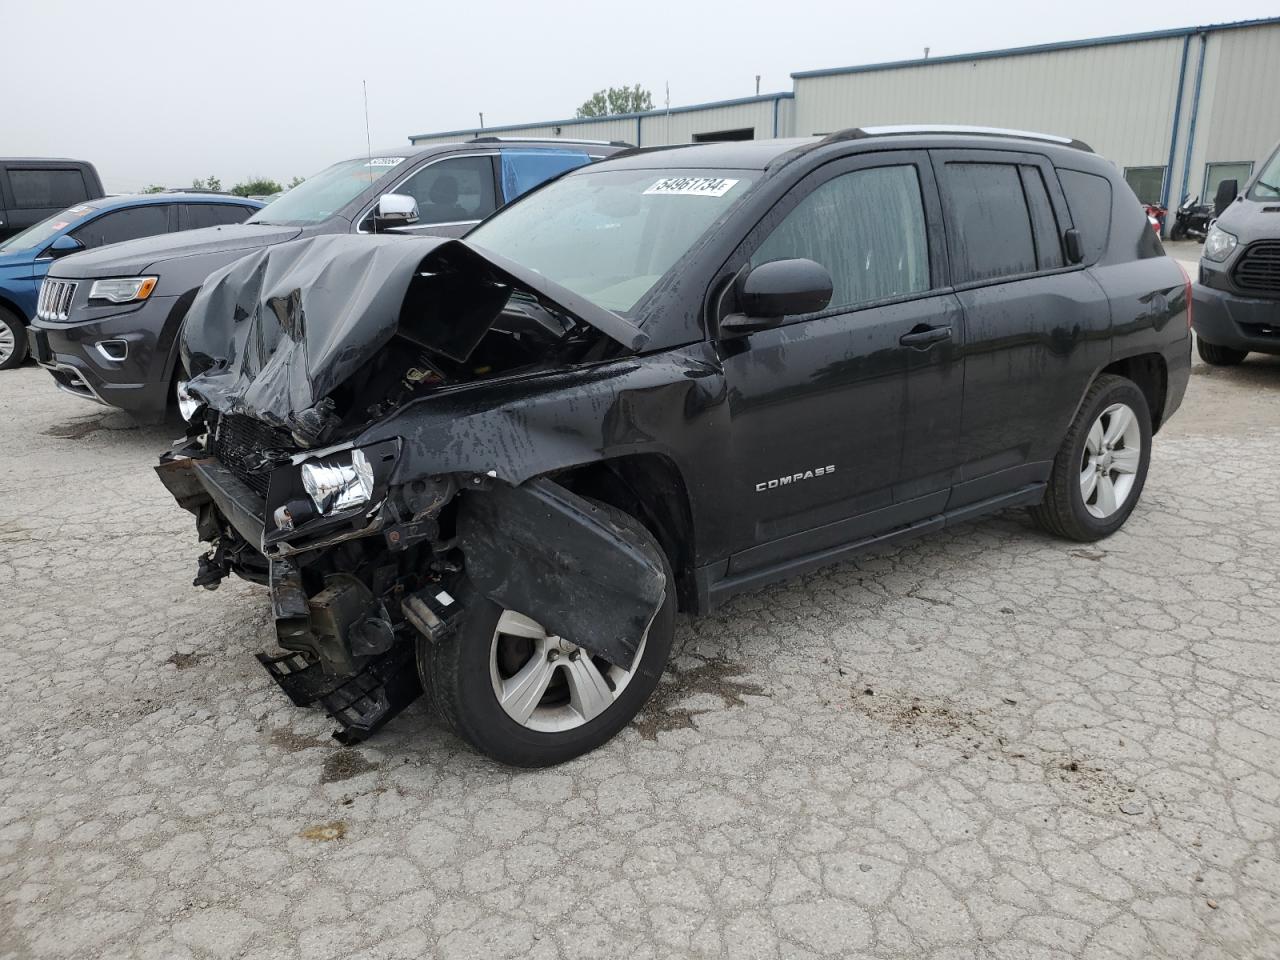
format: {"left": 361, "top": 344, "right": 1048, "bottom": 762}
{"left": 1213, "top": 179, "right": 1238, "bottom": 217}
{"left": 1064, "top": 228, "right": 1085, "bottom": 264}
{"left": 375, "top": 193, "right": 418, "bottom": 225}
{"left": 721, "top": 258, "right": 834, "bottom": 335}
{"left": 44, "top": 234, "right": 84, "bottom": 259}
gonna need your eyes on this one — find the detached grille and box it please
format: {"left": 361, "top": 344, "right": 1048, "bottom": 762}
{"left": 1232, "top": 240, "right": 1280, "bottom": 297}
{"left": 37, "top": 279, "right": 78, "bottom": 321}
{"left": 207, "top": 413, "right": 295, "bottom": 498}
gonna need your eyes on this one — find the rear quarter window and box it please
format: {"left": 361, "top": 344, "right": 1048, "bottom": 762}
{"left": 1056, "top": 169, "right": 1112, "bottom": 264}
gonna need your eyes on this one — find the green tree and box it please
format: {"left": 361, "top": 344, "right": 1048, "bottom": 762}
{"left": 576, "top": 84, "right": 653, "bottom": 118}
{"left": 142, "top": 184, "right": 166, "bottom": 194}
{"left": 192, "top": 175, "right": 222, "bottom": 192}
{"left": 287, "top": 175, "right": 305, "bottom": 189}
{"left": 230, "top": 178, "right": 284, "bottom": 197}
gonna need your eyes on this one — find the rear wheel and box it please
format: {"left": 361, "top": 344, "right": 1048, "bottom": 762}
{"left": 1030, "top": 374, "right": 1152, "bottom": 542}
{"left": 0, "top": 307, "right": 27, "bottom": 370}
{"left": 1196, "top": 338, "right": 1248, "bottom": 366}
{"left": 422, "top": 501, "right": 676, "bottom": 766}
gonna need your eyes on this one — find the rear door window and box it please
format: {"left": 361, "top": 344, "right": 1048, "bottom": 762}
{"left": 500, "top": 149, "right": 592, "bottom": 202}
{"left": 71, "top": 205, "right": 173, "bottom": 248}
{"left": 8, "top": 168, "right": 89, "bottom": 209}
{"left": 938, "top": 161, "right": 1037, "bottom": 282}
{"left": 1020, "top": 166, "right": 1064, "bottom": 270}
{"left": 750, "top": 163, "right": 931, "bottom": 312}
{"left": 183, "top": 203, "right": 254, "bottom": 229}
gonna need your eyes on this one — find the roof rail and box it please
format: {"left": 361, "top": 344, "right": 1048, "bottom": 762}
{"left": 466, "top": 136, "right": 633, "bottom": 147}
{"left": 822, "top": 124, "right": 1094, "bottom": 152}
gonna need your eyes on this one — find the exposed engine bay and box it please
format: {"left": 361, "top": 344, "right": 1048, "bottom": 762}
{"left": 157, "top": 234, "right": 666, "bottom": 743}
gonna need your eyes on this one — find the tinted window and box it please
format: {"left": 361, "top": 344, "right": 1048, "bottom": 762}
{"left": 1057, "top": 169, "right": 1113, "bottom": 265}
{"left": 1020, "top": 166, "right": 1064, "bottom": 270}
{"left": 751, "top": 164, "right": 929, "bottom": 311}
{"left": 941, "top": 162, "right": 1037, "bottom": 282}
{"left": 72, "top": 205, "right": 171, "bottom": 248}
{"left": 8, "top": 168, "right": 89, "bottom": 209}
{"left": 395, "top": 156, "right": 496, "bottom": 225}
{"left": 500, "top": 150, "right": 591, "bottom": 202}
{"left": 185, "top": 203, "right": 253, "bottom": 229}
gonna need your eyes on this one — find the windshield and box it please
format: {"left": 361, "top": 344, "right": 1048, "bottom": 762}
{"left": 1249, "top": 144, "right": 1280, "bottom": 201}
{"left": 248, "top": 156, "right": 407, "bottom": 225}
{"left": 0, "top": 202, "right": 97, "bottom": 253}
{"left": 467, "top": 167, "right": 755, "bottom": 314}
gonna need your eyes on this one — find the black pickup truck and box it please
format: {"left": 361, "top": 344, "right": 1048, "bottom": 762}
{"left": 157, "top": 126, "right": 1191, "bottom": 766}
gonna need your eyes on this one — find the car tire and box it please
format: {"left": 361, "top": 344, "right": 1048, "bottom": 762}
{"left": 0, "top": 307, "right": 28, "bottom": 371}
{"left": 1196, "top": 338, "right": 1248, "bottom": 366}
{"left": 1029, "top": 374, "right": 1152, "bottom": 543}
{"left": 421, "top": 499, "right": 676, "bottom": 767}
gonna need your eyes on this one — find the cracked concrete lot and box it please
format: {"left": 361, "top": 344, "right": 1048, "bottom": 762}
{"left": 2, "top": 302, "right": 1278, "bottom": 954}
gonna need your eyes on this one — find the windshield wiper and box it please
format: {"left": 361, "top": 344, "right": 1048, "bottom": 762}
{"left": 1254, "top": 180, "right": 1280, "bottom": 197}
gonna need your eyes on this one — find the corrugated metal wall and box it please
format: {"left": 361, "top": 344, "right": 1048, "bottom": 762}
{"left": 794, "top": 38, "right": 1186, "bottom": 172}
{"left": 409, "top": 116, "right": 637, "bottom": 147}
{"left": 408, "top": 95, "right": 795, "bottom": 148}
{"left": 639, "top": 98, "right": 791, "bottom": 143}
{"left": 1178, "top": 22, "right": 1280, "bottom": 202}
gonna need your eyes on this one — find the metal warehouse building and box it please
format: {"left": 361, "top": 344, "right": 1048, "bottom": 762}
{"left": 792, "top": 17, "right": 1280, "bottom": 214}
{"left": 409, "top": 92, "right": 796, "bottom": 150}
{"left": 408, "top": 16, "right": 1280, "bottom": 225}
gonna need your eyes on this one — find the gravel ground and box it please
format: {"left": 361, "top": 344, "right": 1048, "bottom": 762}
{"left": 2, "top": 271, "right": 1279, "bottom": 959}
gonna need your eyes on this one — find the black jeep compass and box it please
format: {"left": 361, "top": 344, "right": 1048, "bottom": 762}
{"left": 157, "top": 126, "right": 1191, "bottom": 766}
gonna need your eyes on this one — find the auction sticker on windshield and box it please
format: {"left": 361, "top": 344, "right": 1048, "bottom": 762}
{"left": 644, "top": 177, "right": 740, "bottom": 197}
{"left": 366, "top": 157, "right": 405, "bottom": 167}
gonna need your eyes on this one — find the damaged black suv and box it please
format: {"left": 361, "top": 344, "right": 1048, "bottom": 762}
{"left": 159, "top": 127, "right": 1191, "bottom": 766}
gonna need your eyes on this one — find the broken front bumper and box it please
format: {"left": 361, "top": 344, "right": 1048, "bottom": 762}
{"left": 155, "top": 434, "right": 669, "bottom": 744}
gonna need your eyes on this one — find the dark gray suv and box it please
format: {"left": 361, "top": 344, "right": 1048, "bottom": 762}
{"left": 1192, "top": 137, "right": 1280, "bottom": 364}
{"left": 28, "top": 138, "right": 624, "bottom": 421}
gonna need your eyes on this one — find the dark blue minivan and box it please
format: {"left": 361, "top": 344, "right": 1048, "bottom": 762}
{"left": 0, "top": 193, "right": 261, "bottom": 368}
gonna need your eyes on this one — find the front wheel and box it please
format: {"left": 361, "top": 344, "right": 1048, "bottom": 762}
{"left": 1196, "top": 338, "right": 1248, "bottom": 366}
{"left": 1170, "top": 222, "right": 1186, "bottom": 241}
{"left": 0, "top": 307, "right": 28, "bottom": 370}
{"left": 1029, "top": 374, "right": 1152, "bottom": 542}
{"left": 421, "top": 501, "right": 676, "bottom": 766}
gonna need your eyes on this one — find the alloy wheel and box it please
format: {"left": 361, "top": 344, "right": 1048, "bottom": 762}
{"left": 1079, "top": 402, "right": 1142, "bottom": 519}
{"left": 0, "top": 323, "right": 15, "bottom": 365}
{"left": 489, "top": 609, "right": 647, "bottom": 733}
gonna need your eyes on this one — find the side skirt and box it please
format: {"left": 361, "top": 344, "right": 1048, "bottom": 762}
{"left": 696, "top": 482, "right": 1046, "bottom": 612}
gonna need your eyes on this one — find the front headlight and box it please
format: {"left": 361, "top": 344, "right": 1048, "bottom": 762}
{"left": 1203, "top": 225, "right": 1238, "bottom": 262}
{"left": 300, "top": 448, "right": 374, "bottom": 515}
{"left": 175, "top": 380, "right": 201, "bottom": 421}
{"left": 88, "top": 276, "right": 158, "bottom": 304}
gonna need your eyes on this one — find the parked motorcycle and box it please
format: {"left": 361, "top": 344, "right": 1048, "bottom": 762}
{"left": 1169, "top": 194, "right": 1214, "bottom": 241}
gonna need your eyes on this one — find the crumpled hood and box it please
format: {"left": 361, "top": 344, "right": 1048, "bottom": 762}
{"left": 46, "top": 223, "right": 303, "bottom": 279}
{"left": 182, "top": 233, "right": 647, "bottom": 428}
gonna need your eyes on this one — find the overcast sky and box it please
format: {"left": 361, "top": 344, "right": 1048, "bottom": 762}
{"left": 4, "top": 0, "right": 1276, "bottom": 192}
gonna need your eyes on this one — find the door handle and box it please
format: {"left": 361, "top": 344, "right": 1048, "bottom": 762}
{"left": 899, "top": 324, "right": 953, "bottom": 348}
